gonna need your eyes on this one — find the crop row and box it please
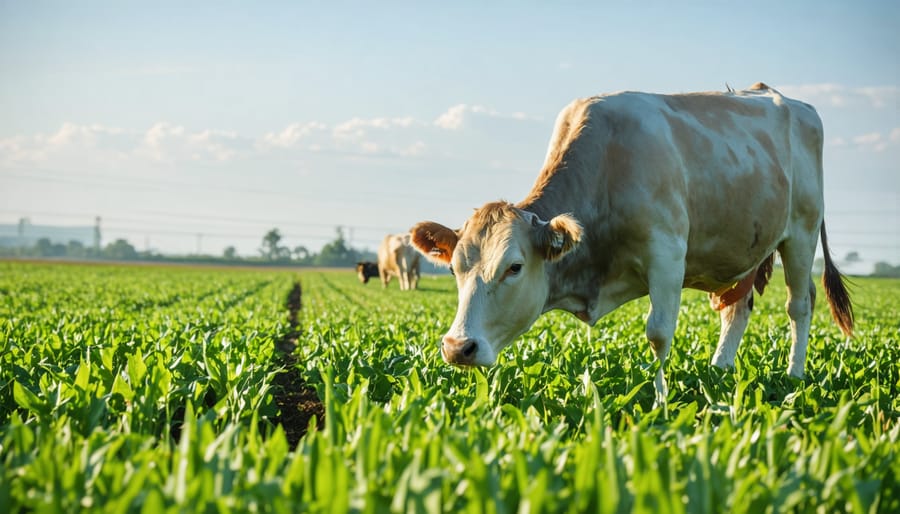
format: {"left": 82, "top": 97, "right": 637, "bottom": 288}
{"left": 1, "top": 261, "right": 899, "bottom": 512}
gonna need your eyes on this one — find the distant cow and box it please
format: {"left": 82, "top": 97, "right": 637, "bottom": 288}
{"left": 411, "top": 83, "right": 853, "bottom": 406}
{"left": 377, "top": 233, "right": 420, "bottom": 291}
{"left": 356, "top": 261, "right": 379, "bottom": 284}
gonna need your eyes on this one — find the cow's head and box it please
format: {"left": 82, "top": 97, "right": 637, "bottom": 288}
{"left": 356, "top": 262, "right": 378, "bottom": 284}
{"left": 410, "top": 201, "right": 582, "bottom": 367}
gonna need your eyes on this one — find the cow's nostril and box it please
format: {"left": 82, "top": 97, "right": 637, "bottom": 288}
{"left": 462, "top": 340, "right": 478, "bottom": 357}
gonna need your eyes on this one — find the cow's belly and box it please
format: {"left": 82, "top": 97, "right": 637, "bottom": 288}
{"left": 682, "top": 226, "right": 782, "bottom": 293}
{"left": 682, "top": 174, "right": 789, "bottom": 289}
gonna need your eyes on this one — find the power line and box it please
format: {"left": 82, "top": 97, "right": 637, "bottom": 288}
{"left": 0, "top": 208, "right": 400, "bottom": 233}
{"left": 0, "top": 167, "right": 466, "bottom": 204}
{"left": 100, "top": 224, "right": 382, "bottom": 244}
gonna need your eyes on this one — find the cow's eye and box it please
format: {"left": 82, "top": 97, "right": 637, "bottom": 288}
{"left": 508, "top": 263, "right": 522, "bottom": 275}
{"left": 449, "top": 264, "right": 455, "bottom": 276}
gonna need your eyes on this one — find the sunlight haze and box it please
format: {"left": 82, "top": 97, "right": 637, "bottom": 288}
{"left": 1, "top": 1, "right": 898, "bottom": 273}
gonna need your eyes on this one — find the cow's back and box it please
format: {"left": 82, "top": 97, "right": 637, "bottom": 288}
{"left": 596, "top": 88, "right": 819, "bottom": 288}
{"left": 530, "top": 86, "right": 824, "bottom": 296}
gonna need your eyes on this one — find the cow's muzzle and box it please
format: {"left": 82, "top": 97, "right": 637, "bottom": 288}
{"left": 441, "top": 336, "right": 480, "bottom": 366}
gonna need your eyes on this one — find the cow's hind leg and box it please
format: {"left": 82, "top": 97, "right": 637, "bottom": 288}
{"left": 710, "top": 290, "right": 753, "bottom": 370}
{"left": 645, "top": 248, "right": 686, "bottom": 411}
{"left": 779, "top": 236, "right": 818, "bottom": 378}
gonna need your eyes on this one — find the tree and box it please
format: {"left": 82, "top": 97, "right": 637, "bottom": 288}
{"left": 872, "top": 262, "right": 900, "bottom": 278}
{"left": 293, "top": 245, "right": 310, "bottom": 262}
{"left": 845, "top": 251, "right": 861, "bottom": 263}
{"left": 104, "top": 239, "right": 138, "bottom": 260}
{"left": 223, "top": 246, "right": 238, "bottom": 259}
{"left": 67, "top": 240, "right": 87, "bottom": 258}
{"left": 260, "top": 228, "right": 286, "bottom": 260}
{"left": 314, "top": 226, "right": 360, "bottom": 267}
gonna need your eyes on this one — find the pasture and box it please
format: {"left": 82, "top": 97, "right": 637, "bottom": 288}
{"left": 1, "top": 261, "right": 898, "bottom": 512}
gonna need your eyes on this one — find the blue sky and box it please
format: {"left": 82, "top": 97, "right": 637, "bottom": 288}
{"left": 1, "top": 1, "right": 897, "bottom": 271}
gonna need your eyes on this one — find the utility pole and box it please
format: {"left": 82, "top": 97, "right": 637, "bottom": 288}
{"left": 94, "top": 216, "right": 101, "bottom": 251}
{"left": 17, "top": 217, "right": 27, "bottom": 241}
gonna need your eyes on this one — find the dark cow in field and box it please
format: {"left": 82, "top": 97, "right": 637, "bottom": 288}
{"left": 410, "top": 83, "right": 853, "bottom": 406}
{"left": 356, "top": 261, "right": 379, "bottom": 284}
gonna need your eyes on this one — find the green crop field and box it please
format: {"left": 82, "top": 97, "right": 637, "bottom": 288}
{"left": 1, "top": 260, "right": 898, "bottom": 513}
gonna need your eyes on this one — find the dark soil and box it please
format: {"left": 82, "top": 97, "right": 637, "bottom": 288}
{"left": 271, "top": 280, "right": 325, "bottom": 446}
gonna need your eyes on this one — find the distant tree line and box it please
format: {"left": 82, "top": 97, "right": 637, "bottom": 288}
{"left": 0, "top": 238, "right": 142, "bottom": 260}
{"left": 0, "top": 226, "right": 376, "bottom": 268}
{"left": 872, "top": 262, "right": 900, "bottom": 278}
{"left": 3, "top": 230, "right": 895, "bottom": 277}
{"left": 255, "top": 227, "right": 375, "bottom": 266}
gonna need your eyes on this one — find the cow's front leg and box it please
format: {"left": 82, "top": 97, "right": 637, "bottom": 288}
{"left": 645, "top": 252, "right": 685, "bottom": 413}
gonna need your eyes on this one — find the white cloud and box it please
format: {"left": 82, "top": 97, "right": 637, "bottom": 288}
{"left": 852, "top": 132, "right": 882, "bottom": 146}
{"left": 399, "top": 141, "right": 426, "bottom": 156}
{"left": 129, "top": 123, "right": 245, "bottom": 163}
{"left": 433, "top": 103, "right": 542, "bottom": 130}
{"left": 779, "top": 83, "right": 900, "bottom": 109}
{"left": 187, "top": 129, "right": 239, "bottom": 161}
{"left": 827, "top": 136, "right": 847, "bottom": 148}
{"left": 332, "top": 117, "right": 418, "bottom": 139}
{"left": 858, "top": 86, "right": 899, "bottom": 109}
{"left": 433, "top": 104, "right": 500, "bottom": 130}
{"left": 890, "top": 128, "right": 900, "bottom": 143}
{"left": 258, "top": 122, "right": 327, "bottom": 149}
{"left": 835, "top": 128, "right": 900, "bottom": 153}
{"left": 46, "top": 122, "right": 123, "bottom": 148}
{"left": 0, "top": 123, "right": 129, "bottom": 165}
{"left": 1, "top": 103, "right": 544, "bottom": 170}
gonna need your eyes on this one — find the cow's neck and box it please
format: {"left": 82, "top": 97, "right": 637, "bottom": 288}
{"left": 517, "top": 161, "right": 618, "bottom": 324}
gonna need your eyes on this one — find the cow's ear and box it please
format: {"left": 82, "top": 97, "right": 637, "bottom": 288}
{"left": 410, "top": 222, "right": 458, "bottom": 265}
{"left": 531, "top": 213, "right": 582, "bottom": 261}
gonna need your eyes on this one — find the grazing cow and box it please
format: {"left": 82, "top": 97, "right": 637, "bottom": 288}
{"left": 356, "top": 261, "right": 379, "bottom": 284}
{"left": 410, "top": 83, "right": 853, "bottom": 406}
{"left": 378, "top": 233, "right": 421, "bottom": 291}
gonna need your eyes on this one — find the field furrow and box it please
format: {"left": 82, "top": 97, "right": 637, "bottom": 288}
{"left": 1, "top": 262, "right": 898, "bottom": 513}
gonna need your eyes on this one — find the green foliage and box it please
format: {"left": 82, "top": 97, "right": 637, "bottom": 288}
{"left": 1, "top": 262, "right": 898, "bottom": 512}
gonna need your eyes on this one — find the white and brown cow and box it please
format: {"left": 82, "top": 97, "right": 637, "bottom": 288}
{"left": 377, "top": 233, "right": 421, "bottom": 291}
{"left": 410, "top": 83, "right": 853, "bottom": 406}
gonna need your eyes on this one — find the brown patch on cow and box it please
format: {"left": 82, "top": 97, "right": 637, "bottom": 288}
{"left": 410, "top": 222, "right": 459, "bottom": 264}
{"left": 710, "top": 271, "right": 757, "bottom": 311}
{"left": 754, "top": 253, "right": 774, "bottom": 295}
{"left": 522, "top": 98, "right": 598, "bottom": 208}
{"left": 753, "top": 130, "right": 780, "bottom": 167}
{"left": 661, "top": 112, "right": 713, "bottom": 173}
{"left": 662, "top": 94, "right": 767, "bottom": 132}
{"left": 727, "top": 147, "right": 739, "bottom": 165}
{"left": 748, "top": 82, "right": 770, "bottom": 91}
{"left": 750, "top": 222, "right": 761, "bottom": 249}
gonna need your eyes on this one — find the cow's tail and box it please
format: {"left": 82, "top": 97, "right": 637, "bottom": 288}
{"left": 820, "top": 220, "right": 854, "bottom": 337}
